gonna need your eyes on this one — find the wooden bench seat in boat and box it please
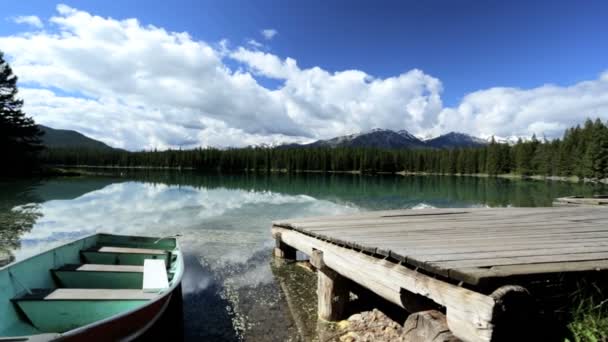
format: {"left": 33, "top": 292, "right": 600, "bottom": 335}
{"left": 53, "top": 260, "right": 170, "bottom": 290}
{"left": 93, "top": 247, "right": 166, "bottom": 255}
{"left": 56, "top": 264, "right": 145, "bottom": 272}
{"left": 0, "top": 333, "right": 60, "bottom": 341}
{"left": 51, "top": 289, "right": 155, "bottom": 300}
{"left": 143, "top": 260, "right": 169, "bottom": 292}
{"left": 53, "top": 264, "right": 145, "bottom": 289}
{"left": 16, "top": 289, "right": 158, "bottom": 301}
{"left": 80, "top": 246, "right": 168, "bottom": 266}
{"left": 12, "top": 289, "right": 158, "bottom": 332}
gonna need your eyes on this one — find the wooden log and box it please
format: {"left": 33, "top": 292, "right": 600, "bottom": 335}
{"left": 403, "top": 310, "right": 461, "bottom": 342}
{"left": 273, "top": 232, "right": 297, "bottom": 260}
{"left": 311, "top": 250, "right": 348, "bottom": 321}
{"left": 488, "top": 285, "right": 539, "bottom": 341}
{"left": 272, "top": 226, "right": 495, "bottom": 342}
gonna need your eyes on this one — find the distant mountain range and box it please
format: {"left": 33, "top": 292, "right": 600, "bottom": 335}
{"left": 39, "top": 125, "right": 116, "bottom": 150}
{"left": 281, "top": 129, "right": 487, "bottom": 150}
{"left": 38, "top": 124, "right": 488, "bottom": 151}
{"left": 425, "top": 132, "right": 488, "bottom": 149}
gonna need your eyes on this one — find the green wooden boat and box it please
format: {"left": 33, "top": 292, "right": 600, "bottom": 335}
{"left": 0, "top": 233, "right": 184, "bottom": 341}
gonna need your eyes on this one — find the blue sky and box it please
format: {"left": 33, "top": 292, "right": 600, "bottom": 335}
{"left": 1, "top": 1, "right": 607, "bottom": 149}
{"left": 4, "top": 0, "right": 607, "bottom": 105}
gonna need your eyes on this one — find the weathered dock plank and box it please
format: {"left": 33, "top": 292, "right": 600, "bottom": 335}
{"left": 435, "top": 251, "right": 608, "bottom": 269}
{"left": 554, "top": 196, "right": 608, "bottom": 206}
{"left": 274, "top": 207, "right": 601, "bottom": 226}
{"left": 451, "top": 260, "right": 608, "bottom": 284}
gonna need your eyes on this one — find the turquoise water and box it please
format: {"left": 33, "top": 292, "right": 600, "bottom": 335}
{"left": 0, "top": 172, "right": 605, "bottom": 340}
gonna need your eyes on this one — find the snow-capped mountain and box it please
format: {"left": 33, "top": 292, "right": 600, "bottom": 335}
{"left": 300, "top": 128, "right": 428, "bottom": 149}
{"left": 490, "top": 135, "right": 530, "bottom": 145}
{"left": 281, "top": 129, "right": 487, "bottom": 149}
{"left": 425, "top": 132, "right": 487, "bottom": 149}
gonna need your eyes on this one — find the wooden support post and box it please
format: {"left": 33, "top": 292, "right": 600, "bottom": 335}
{"left": 311, "top": 249, "right": 348, "bottom": 321}
{"left": 273, "top": 232, "right": 297, "bottom": 260}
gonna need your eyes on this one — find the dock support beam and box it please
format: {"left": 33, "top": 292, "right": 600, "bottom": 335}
{"left": 311, "top": 249, "right": 348, "bottom": 321}
{"left": 273, "top": 232, "right": 297, "bottom": 260}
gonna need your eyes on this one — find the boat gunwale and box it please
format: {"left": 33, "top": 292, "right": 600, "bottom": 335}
{"left": 0, "top": 233, "right": 99, "bottom": 272}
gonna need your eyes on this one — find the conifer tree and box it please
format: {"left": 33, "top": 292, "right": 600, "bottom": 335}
{"left": 485, "top": 137, "right": 500, "bottom": 175}
{"left": 0, "top": 51, "right": 43, "bottom": 174}
{"left": 582, "top": 119, "right": 608, "bottom": 179}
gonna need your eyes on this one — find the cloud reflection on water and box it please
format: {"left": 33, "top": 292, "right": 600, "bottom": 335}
{"left": 10, "top": 180, "right": 359, "bottom": 269}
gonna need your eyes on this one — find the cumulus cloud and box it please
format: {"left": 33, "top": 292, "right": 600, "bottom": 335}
{"left": 260, "top": 28, "right": 277, "bottom": 40}
{"left": 11, "top": 15, "right": 44, "bottom": 28}
{"left": 231, "top": 47, "right": 444, "bottom": 138}
{"left": 0, "top": 5, "right": 443, "bottom": 149}
{"left": 434, "top": 75, "right": 608, "bottom": 139}
{"left": 246, "top": 39, "right": 263, "bottom": 49}
{"left": 0, "top": 5, "right": 309, "bottom": 149}
{"left": 0, "top": 5, "right": 606, "bottom": 150}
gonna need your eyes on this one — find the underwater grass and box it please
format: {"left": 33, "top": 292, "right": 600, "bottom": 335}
{"left": 566, "top": 281, "right": 608, "bottom": 342}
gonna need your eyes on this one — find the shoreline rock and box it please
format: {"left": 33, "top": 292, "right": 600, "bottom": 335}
{"left": 321, "top": 309, "right": 409, "bottom": 342}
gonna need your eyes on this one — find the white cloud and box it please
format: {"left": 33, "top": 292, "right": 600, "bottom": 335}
{"left": 19, "top": 88, "right": 304, "bottom": 150}
{"left": 230, "top": 47, "right": 443, "bottom": 137}
{"left": 434, "top": 76, "right": 608, "bottom": 139}
{"left": 0, "top": 5, "right": 606, "bottom": 150}
{"left": 260, "top": 28, "right": 277, "bottom": 40}
{"left": 0, "top": 5, "right": 309, "bottom": 149}
{"left": 230, "top": 47, "right": 298, "bottom": 79}
{"left": 12, "top": 15, "right": 43, "bottom": 28}
{"left": 246, "top": 39, "right": 263, "bottom": 49}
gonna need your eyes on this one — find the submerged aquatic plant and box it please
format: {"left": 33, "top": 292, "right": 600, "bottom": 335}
{"left": 567, "top": 280, "right": 608, "bottom": 342}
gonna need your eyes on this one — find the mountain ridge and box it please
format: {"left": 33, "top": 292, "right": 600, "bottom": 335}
{"left": 281, "top": 129, "right": 488, "bottom": 150}
{"left": 38, "top": 125, "right": 117, "bottom": 150}
{"left": 424, "top": 132, "right": 488, "bottom": 149}
{"left": 39, "top": 124, "right": 488, "bottom": 151}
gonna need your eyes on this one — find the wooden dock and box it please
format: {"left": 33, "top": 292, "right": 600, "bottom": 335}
{"left": 271, "top": 206, "right": 608, "bottom": 342}
{"left": 554, "top": 196, "right": 608, "bottom": 206}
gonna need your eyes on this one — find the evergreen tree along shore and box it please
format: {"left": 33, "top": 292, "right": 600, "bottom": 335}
{"left": 0, "top": 51, "right": 43, "bottom": 176}
{"left": 41, "top": 118, "right": 608, "bottom": 181}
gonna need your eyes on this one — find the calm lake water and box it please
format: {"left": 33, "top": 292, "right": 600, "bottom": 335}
{"left": 1, "top": 172, "right": 606, "bottom": 341}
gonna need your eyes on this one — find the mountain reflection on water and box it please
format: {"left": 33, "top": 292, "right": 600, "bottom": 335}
{"left": 0, "top": 171, "right": 605, "bottom": 340}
